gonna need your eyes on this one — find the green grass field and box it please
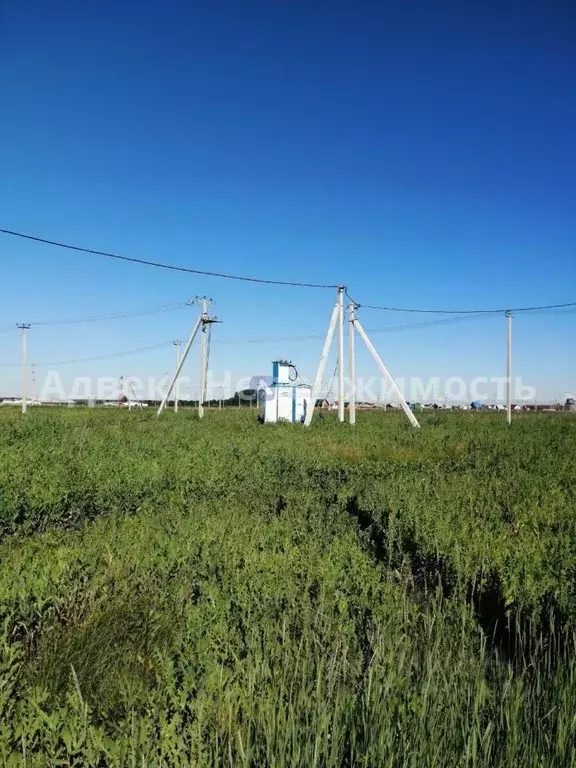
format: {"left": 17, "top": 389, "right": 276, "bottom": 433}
{"left": 1, "top": 408, "right": 575, "bottom": 766}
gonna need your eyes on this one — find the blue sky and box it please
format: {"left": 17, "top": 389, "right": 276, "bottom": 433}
{"left": 0, "top": 0, "right": 574, "bottom": 401}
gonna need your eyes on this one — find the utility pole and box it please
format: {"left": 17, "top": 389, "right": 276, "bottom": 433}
{"left": 31, "top": 364, "right": 36, "bottom": 404}
{"left": 307, "top": 294, "right": 418, "bottom": 428}
{"left": 157, "top": 296, "right": 219, "bottom": 418}
{"left": 199, "top": 297, "right": 212, "bottom": 419}
{"left": 17, "top": 324, "right": 30, "bottom": 415}
{"left": 348, "top": 302, "right": 356, "bottom": 424}
{"left": 337, "top": 286, "right": 345, "bottom": 422}
{"left": 173, "top": 341, "right": 182, "bottom": 413}
{"left": 506, "top": 311, "right": 512, "bottom": 425}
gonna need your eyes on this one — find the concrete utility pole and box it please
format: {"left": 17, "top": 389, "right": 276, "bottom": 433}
{"left": 348, "top": 302, "right": 356, "bottom": 425}
{"left": 173, "top": 341, "right": 182, "bottom": 413}
{"left": 337, "top": 286, "right": 345, "bottom": 422}
{"left": 506, "top": 311, "right": 512, "bottom": 425}
{"left": 307, "top": 292, "right": 418, "bottom": 428}
{"left": 199, "top": 298, "right": 211, "bottom": 419}
{"left": 17, "top": 324, "right": 30, "bottom": 415}
{"left": 157, "top": 296, "right": 219, "bottom": 418}
{"left": 31, "top": 364, "right": 36, "bottom": 404}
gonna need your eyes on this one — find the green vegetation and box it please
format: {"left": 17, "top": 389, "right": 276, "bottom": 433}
{"left": 0, "top": 408, "right": 575, "bottom": 766}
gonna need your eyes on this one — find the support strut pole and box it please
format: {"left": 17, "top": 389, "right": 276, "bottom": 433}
{"left": 157, "top": 314, "right": 202, "bottom": 416}
{"left": 304, "top": 293, "right": 341, "bottom": 426}
{"left": 354, "top": 318, "right": 420, "bottom": 428}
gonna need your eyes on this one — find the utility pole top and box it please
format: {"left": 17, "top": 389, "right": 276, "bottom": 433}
{"left": 187, "top": 296, "right": 214, "bottom": 307}
{"left": 17, "top": 323, "right": 31, "bottom": 329}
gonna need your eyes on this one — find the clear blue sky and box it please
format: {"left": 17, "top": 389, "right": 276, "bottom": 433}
{"left": 0, "top": 0, "right": 574, "bottom": 401}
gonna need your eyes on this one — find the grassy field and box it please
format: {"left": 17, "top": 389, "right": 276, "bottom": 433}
{"left": 0, "top": 408, "right": 575, "bottom": 766}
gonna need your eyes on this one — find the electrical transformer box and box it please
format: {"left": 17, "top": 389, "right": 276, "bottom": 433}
{"left": 258, "top": 360, "right": 312, "bottom": 423}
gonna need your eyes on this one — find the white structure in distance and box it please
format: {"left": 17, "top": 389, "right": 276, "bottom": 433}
{"left": 257, "top": 359, "right": 312, "bottom": 424}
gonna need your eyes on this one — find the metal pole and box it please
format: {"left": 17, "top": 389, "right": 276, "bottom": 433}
{"left": 337, "top": 286, "right": 345, "bottom": 422}
{"left": 348, "top": 302, "right": 356, "bottom": 424}
{"left": 17, "top": 324, "right": 30, "bottom": 415}
{"left": 506, "top": 311, "right": 512, "bottom": 425}
{"left": 304, "top": 292, "right": 341, "bottom": 426}
{"left": 157, "top": 314, "right": 202, "bottom": 416}
{"left": 199, "top": 299, "right": 208, "bottom": 419}
{"left": 354, "top": 318, "right": 420, "bottom": 428}
{"left": 173, "top": 341, "right": 181, "bottom": 413}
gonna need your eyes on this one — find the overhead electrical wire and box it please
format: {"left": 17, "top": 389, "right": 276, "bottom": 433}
{"left": 0, "top": 302, "right": 188, "bottom": 333}
{"left": 1, "top": 227, "right": 573, "bottom": 312}
{"left": 0, "top": 305, "right": 570, "bottom": 369}
{"left": 345, "top": 290, "right": 576, "bottom": 315}
{"left": 211, "top": 311, "right": 499, "bottom": 346}
{"left": 0, "top": 312, "right": 501, "bottom": 367}
{"left": 0, "top": 341, "right": 173, "bottom": 368}
{"left": 29, "top": 302, "right": 189, "bottom": 326}
{"left": 0, "top": 228, "right": 338, "bottom": 289}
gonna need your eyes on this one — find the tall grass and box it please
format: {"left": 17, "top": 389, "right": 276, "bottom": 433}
{"left": 0, "top": 408, "right": 575, "bottom": 765}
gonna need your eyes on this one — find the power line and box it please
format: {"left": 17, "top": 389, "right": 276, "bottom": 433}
{"left": 0, "top": 228, "right": 339, "bottom": 289}
{"left": 0, "top": 313, "right": 497, "bottom": 367}
{"left": 0, "top": 302, "right": 571, "bottom": 370}
{"left": 368, "top": 312, "right": 501, "bottom": 333}
{"left": 0, "top": 341, "right": 173, "bottom": 368}
{"left": 30, "top": 301, "right": 188, "bottom": 326}
{"left": 346, "top": 291, "right": 576, "bottom": 315}
{"left": 211, "top": 311, "right": 501, "bottom": 345}
{"left": 2, "top": 228, "right": 574, "bottom": 311}
{"left": 0, "top": 302, "right": 188, "bottom": 332}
